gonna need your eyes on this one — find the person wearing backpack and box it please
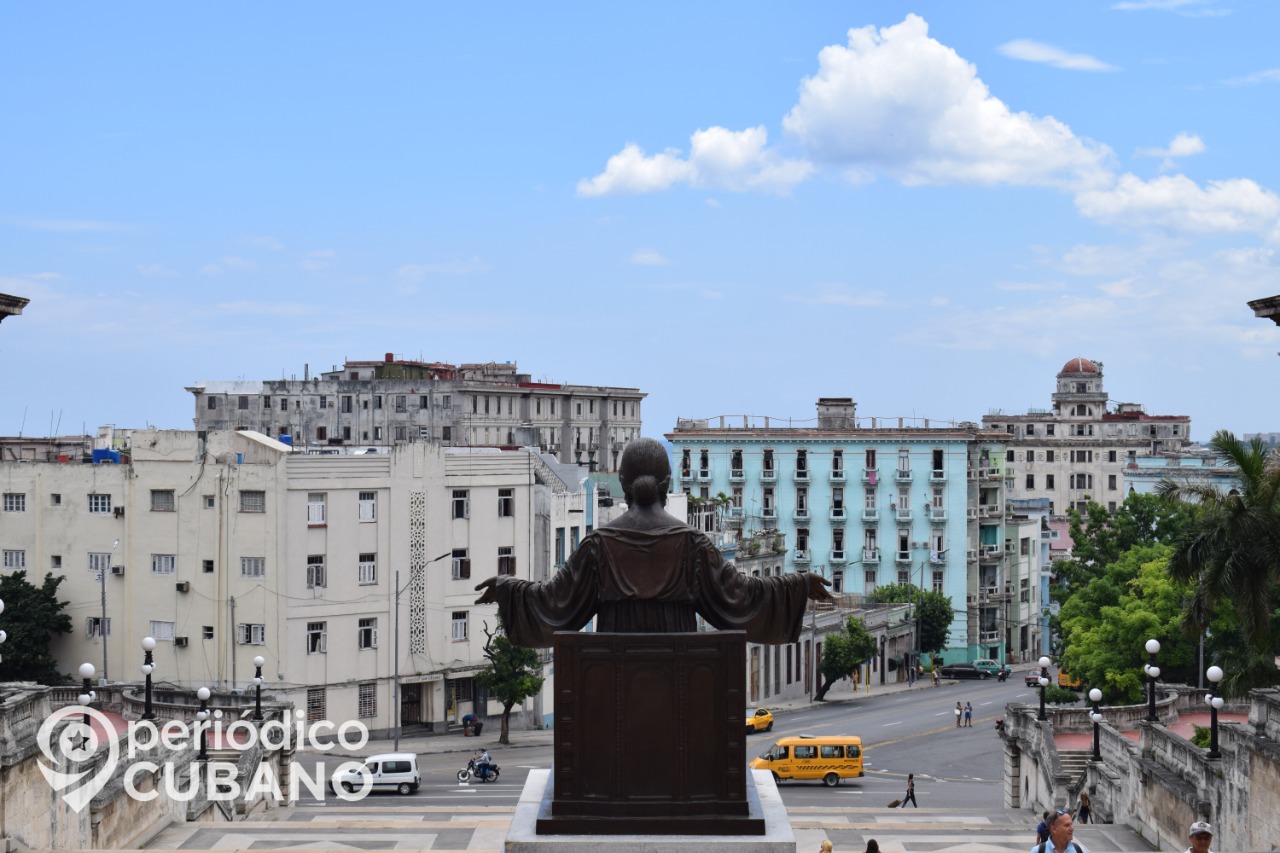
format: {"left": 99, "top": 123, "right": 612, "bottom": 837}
{"left": 1030, "top": 809, "right": 1087, "bottom": 853}
{"left": 1034, "top": 811, "right": 1050, "bottom": 844}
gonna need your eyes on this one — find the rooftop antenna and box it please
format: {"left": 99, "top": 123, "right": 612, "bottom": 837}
{"left": 18, "top": 406, "right": 26, "bottom": 437}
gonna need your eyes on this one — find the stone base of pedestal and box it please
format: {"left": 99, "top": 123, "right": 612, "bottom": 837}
{"left": 506, "top": 769, "right": 795, "bottom": 853}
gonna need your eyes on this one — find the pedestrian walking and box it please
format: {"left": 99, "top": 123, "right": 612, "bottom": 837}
{"left": 964, "top": 701, "right": 973, "bottom": 727}
{"left": 864, "top": 841, "right": 880, "bottom": 853}
{"left": 1076, "top": 791, "right": 1090, "bottom": 824}
{"left": 932, "top": 667, "right": 940, "bottom": 686}
{"left": 1034, "top": 811, "right": 1051, "bottom": 844}
{"left": 900, "top": 773, "right": 918, "bottom": 808}
{"left": 955, "top": 701, "right": 963, "bottom": 726}
{"left": 1030, "top": 809, "right": 1087, "bottom": 853}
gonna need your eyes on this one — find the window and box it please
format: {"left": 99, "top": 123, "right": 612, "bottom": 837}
{"left": 203, "top": 626, "right": 215, "bottom": 640}
{"left": 796, "top": 449, "right": 808, "bottom": 473}
{"left": 151, "top": 554, "right": 176, "bottom": 575}
{"left": 358, "top": 553, "right": 377, "bottom": 585}
{"left": 1108, "top": 450, "right": 1118, "bottom": 462}
{"left": 1108, "top": 474, "right": 1117, "bottom": 491}
{"left": 240, "top": 491, "right": 265, "bottom": 513}
{"left": 796, "top": 528, "right": 809, "bottom": 552}
{"left": 307, "top": 622, "right": 327, "bottom": 654}
{"left": 395, "top": 395, "right": 407, "bottom": 413}
{"left": 150, "top": 490, "right": 175, "bottom": 512}
{"left": 1046, "top": 474, "right": 1055, "bottom": 490}
{"left": 374, "top": 395, "right": 383, "bottom": 410}
{"left": 451, "top": 611, "right": 469, "bottom": 641}
{"left": 316, "top": 426, "right": 328, "bottom": 442}
{"left": 498, "top": 546, "right": 516, "bottom": 576}
{"left": 864, "top": 487, "right": 876, "bottom": 510}
{"left": 358, "top": 682, "right": 376, "bottom": 718}
{"left": 89, "top": 552, "right": 112, "bottom": 575}
{"left": 150, "top": 620, "right": 175, "bottom": 641}
{"left": 3, "top": 550, "right": 25, "bottom": 569}
{"left": 358, "top": 617, "right": 378, "bottom": 650}
{"left": 307, "top": 493, "right": 326, "bottom": 525}
{"left": 241, "top": 556, "right": 266, "bottom": 578}
{"left": 1026, "top": 474, "right": 1034, "bottom": 489}
{"left": 442, "top": 426, "right": 452, "bottom": 442}
{"left": 203, "top": 495, "right": 214, "bottom": 509}
{"left": 280, "top": 398, "right": 288, "bottom": 411}
{"left": 358, "top": 491, "right": 376, "bottom": 522}
{"left": 452, "top": 549, "right": 471, "bottom": 580}
{"left": 307, "top": 555, "right": 326, "bottom": 588}
{"left": 341, "top": 395, "right": 353, "bottom": 413}
{"left": 207, "top": 396, "right": 218, "bottom": 410}
{"left": 88, "top": 493, "right": 112, "bottom": 514}
{"left": 1045, "top": 450, "right": 1055, "bottom": 463}
{"left": 203, "top": 559, "right": 214, "bottom": 573}
{"left": 51, "top": 555, "right": 61, "bottom": 569}
{"left": 307, "top": 688, "right": 326, "bottom": 722}
{"left": 87, "top": 616, "right": 112, "bottom": 638}
{"left": 796, "top": 487, "right": 808, "bottom": 515}
{"left": 555, "top": 527, "right": 566, "bottom": 565}
{"left": 1006, "top": 450, "right": 1015, "bottom": 462}
{"left": 50, "top": 493, "right": 61, "bottom": 506}
{"left": 498, "top": 488, "right": 515, "bottom": 517}
{"left": 3, "top": 493, "right": 25, "bottom": 512}
{"left": 932, "top": 570, "right": 944, "bottom": 593}
{"left": 238, "top": 623, "right": 266, "bottom": 645}
{"left": 452, "top": 490, "right": 469, "bottom": 519}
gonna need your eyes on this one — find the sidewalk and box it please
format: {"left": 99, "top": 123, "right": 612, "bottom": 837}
{"left": 326, "top": 672, "right": 959, "bottom": 760}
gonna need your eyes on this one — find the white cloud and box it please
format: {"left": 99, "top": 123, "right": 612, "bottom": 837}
{"left": 1223, "top": 68, "right": 1280, "bottom": 86}
{"left": 394, "top": 258, "right": 487, "bottom": 281}
{"left": 199, "top": 256, "right": 256, "bottom": 275}
{"left": 301, "top": 249, "right": 336, "bottom": 272}
{"left": 786, "top": 284, "right": 886, "bottom": 308}
{"left": 997, "top": 39, "right": 1119, "bottom": 72}
{"left": 576, "top": 126, "right": 812, "bottom": 197}
{"left": 1075, "top": 173, "right": 1280, "bottom": 235}
{"left": 1111, "top": 0, "right": 1229, "bottom": 16}
{"left": 137, "top": 263, "right": 178, "bottom": 277}
{"left": 5, "top": 216, "right": 128, "bottom": 232}
{"left": 1135, "top": 132, "right": 1206, "bottom": 158}
{"left": 781, "top": 15, "right": 1114, "bottom": 190}
{"left": 246, "top": 236, "right": 285, "bottom": 251}
{"left": 629, "top": 249, "right": 670, "bottom": 266}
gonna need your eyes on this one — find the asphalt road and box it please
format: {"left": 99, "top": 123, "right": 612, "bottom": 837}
{"left": 290, "top": 678, "right": 1037, "bottom": 812}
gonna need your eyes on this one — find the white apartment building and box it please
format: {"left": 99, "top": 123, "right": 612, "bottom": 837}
{"left": 0, "top": 429, "right": 595, "bottom": 735}
{"left": 187, "top": 356, "right": 645, "bottom": 474}
{"left": 984, "top": 358, "right": 1191, "bottom": 515}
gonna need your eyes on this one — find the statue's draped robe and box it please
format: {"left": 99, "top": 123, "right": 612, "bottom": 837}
{"left": 490, "top": 521, "right": 812, "bottom": 648}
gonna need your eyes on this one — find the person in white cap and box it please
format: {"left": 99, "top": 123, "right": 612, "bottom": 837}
{"left": 1029, "top": 809, "right": 1087, "bottom": 853}
{"left": 1186, "top": 820, "right": 1214, "bottom": 853}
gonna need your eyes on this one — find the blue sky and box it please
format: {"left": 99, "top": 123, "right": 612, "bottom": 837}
{"left": 3, "top": 1, "right": 1278, "bottom": 442}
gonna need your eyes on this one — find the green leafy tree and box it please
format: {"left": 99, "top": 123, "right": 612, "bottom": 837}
{"left": 815, "top": 615, "right": 878, "bottom": 701}
{"left": 872, "top": 583, "right": 952, "bottom": 655}
{"left": 0, "top": 571, "right": 74, "bottom": 684}
{"left": 1160, "top": 430, "right": 1280, "bottom": 688}
{"left": 1056, "top": 544, "right": 1197, "bottom": 703}
{"left": 475, "top": 621, "right": 545, "bottom": 745}
{"left": 1055, "top": 493, "right": 1194, "bottom": 589}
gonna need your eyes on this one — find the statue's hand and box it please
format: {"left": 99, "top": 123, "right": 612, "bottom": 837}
{"left": 474, "top": 577, "right": 500, "bottom": 605}
{"left": 807, "top": 573, "right": 835, "bottom": 602}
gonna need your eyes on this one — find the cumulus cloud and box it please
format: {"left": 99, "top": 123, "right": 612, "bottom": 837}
{"left": 1223, "top": 68, "right": 1280, "bottom": 86}
{"left": 781, "top": 15, "right": 1114, "bottom": 190}
{"left": 1111, "top": 0, "right": 1229, "bottom": 16}
{"left": 1136, "top": 132, "right": 1206, "bottom": 159}
{"left": 576, "top": 126, "right": 812, "bottom": 197}
{"left": 997, "top": 39, "right": 1119, "bottom": 72}
{"left": 629, "top": 249, "right": 670, "bottom": 266}
{"left": 1075, "top": 173, "right": 1280, "bottom": 235}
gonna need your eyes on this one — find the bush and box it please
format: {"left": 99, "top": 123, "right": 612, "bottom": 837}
{"left": 1191, "top": 725, "right": 1211, "bottom": 749}
{"left": 1043, "top": 686, "right": 1081, "bottom": 705}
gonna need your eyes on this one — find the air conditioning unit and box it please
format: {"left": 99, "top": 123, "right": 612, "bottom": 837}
{"left": 176, "top": 581, "right": 191, "bottom": 593}
{"left": 113, "top": 506, "right": 125, "bottom": 519}
{"left": 111, "top": 565, "right": 125, "bottom": 576}
{"left": 174, "top": 636, "right": 189, "bottom": 647}
{"left": 966, "top": 594, "right": 977, "bottom": 605}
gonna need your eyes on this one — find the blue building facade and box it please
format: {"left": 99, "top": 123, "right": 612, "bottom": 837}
{"left": 667, "top": 398, "right": 1022, "bottom": 664}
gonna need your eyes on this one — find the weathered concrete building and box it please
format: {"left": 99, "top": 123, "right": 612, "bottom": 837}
{"left": 984, "top": 357, "right": 1191, "bottom": 515}
{"left": 0, "top": 429, "right": 596, "bottom": 736}
{"left": 187, "top": 355, "right": 645, "bottom": 474}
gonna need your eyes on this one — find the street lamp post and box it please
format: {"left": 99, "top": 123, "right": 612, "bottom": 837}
{"left": 1206, "top": 665, "right": 1224, "bottom": 759}
{"left": 195, "top": 687, "right": 211, "bottom": 762}
{"left": 394, "top": 552, "right": 452, "bottom": 753}
{"left": 252, "top": 656, "right": 265, "bottom": 722}
{"left": 100, "top": 538, "right": 119, "bottom": 683}
{"left": 1144, "top": 638, "right": 1161, "bottom": 723}
{"left": 140, "top": 636, "right": 156, "bottom": 720}
{"left": 1089, "top": 688, "right": 1104, "bottom": 762}
{"left": 78, "top": 662, "right": 96, "bottom": 727}
{"left": 879, "top": 634, "right": 886, "bottom": 685}
{"left": 1037, "top": 656, "right": 1051, "bottom": 721}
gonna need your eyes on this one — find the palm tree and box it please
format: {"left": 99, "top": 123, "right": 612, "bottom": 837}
{"left": 1159, "top": 430, "right": 1280, "bottom": 684}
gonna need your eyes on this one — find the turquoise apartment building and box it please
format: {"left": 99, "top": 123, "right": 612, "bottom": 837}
{"left": 666, "top": 398, "right": 1040, "bottom": 667}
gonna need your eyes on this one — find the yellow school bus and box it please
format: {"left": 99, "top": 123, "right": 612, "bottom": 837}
{"left": 749, "top": 735, "right": 864, "bottom": 787}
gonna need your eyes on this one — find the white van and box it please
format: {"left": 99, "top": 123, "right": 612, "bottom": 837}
{"left": 331, "top": 752, "right": 420, "bottom": 795}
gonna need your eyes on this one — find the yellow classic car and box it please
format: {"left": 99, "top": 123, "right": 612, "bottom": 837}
{"left": 746, "top": 708, "right": 774, "bottom": 733}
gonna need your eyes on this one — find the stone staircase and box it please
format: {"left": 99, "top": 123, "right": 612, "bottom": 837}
{"left": 1058, "top": 748, "right": 1092, "bottom": 785}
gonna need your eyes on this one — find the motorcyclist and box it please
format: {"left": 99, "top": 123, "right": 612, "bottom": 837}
{"left": 474, "top": 748, "right": 493, "bottom": 780}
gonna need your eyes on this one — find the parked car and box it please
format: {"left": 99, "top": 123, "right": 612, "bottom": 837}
{"left": 1025, "top": 670, "right": 1046, "bottom": 687}
{"left": 938, "top": 662, "right": 988, "bottom": 680}
{"left": 746, "top": 707, "right": 774, "bottom": 733}
{"left": 972, "top": 658, "right": 1002, "bottom": 675}
{"left": 331, "top": 753, "right": 420, "bottom": 795}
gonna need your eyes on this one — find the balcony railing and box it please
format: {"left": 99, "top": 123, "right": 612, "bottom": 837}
{"left": 895, "top": 468, "right": 912, "bottom": 481}
{"left": 895, "top": 506, "right": 912, "bottom": 522}
{"left": 794, "top": 508, "right": 809, "bottom": 521}
{"left": 863, "top": 548, "right": 880, "bottom": 562}
{"left": 930, "top": 470, "right": 946, "bottom": 481}
{"left": 929, "top": 508, "right": 947, "bottom": 523}
{"left": 794, "top": 469, "right": 809, "bottom": 482}
{"left": 966, "top": 507, "right": 978, "bottom": 520}
{"left": 729, "top": 468, "right": 744, "bottom": 481}
{"left": 762, "top": 508, "right": 776, "bottom": 518}
{"left": 697, "top": 469, "right": 711, "bottom": 481}
{"left": 895, "top": 551, "right": 912, "bottom": 564}
{"left": 981, "top": 467, "right": 1002, "bottom": 480}
{"left": 794, "top": 550, "right": 810, "bottom": 563}
{"left": 862, "top": 508, "right": 879, "bottom": 522}
{"left": 967, "top": 549, "right": 978, "bottom": 562}
{"left": 830, "top": 469, "right": 846, "bottom": 482}
{"left": 979, "top": 630, "right": 1000, "bottom": 644}
{"left": 862, "top": 468, "right": 878, "bottom": 484}
{"left": 830, "top": 550, "right": 847, "bottom": 564}
{"left": 761, "top": 469, "right": 775, "bottom": 480}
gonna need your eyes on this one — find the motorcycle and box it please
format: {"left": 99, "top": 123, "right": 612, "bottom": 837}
{"left": 997, "top": 667, "right": 1009, "bottom": 682}
{"left": 457, "top": 756, "right": 501, "bottom": 783}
